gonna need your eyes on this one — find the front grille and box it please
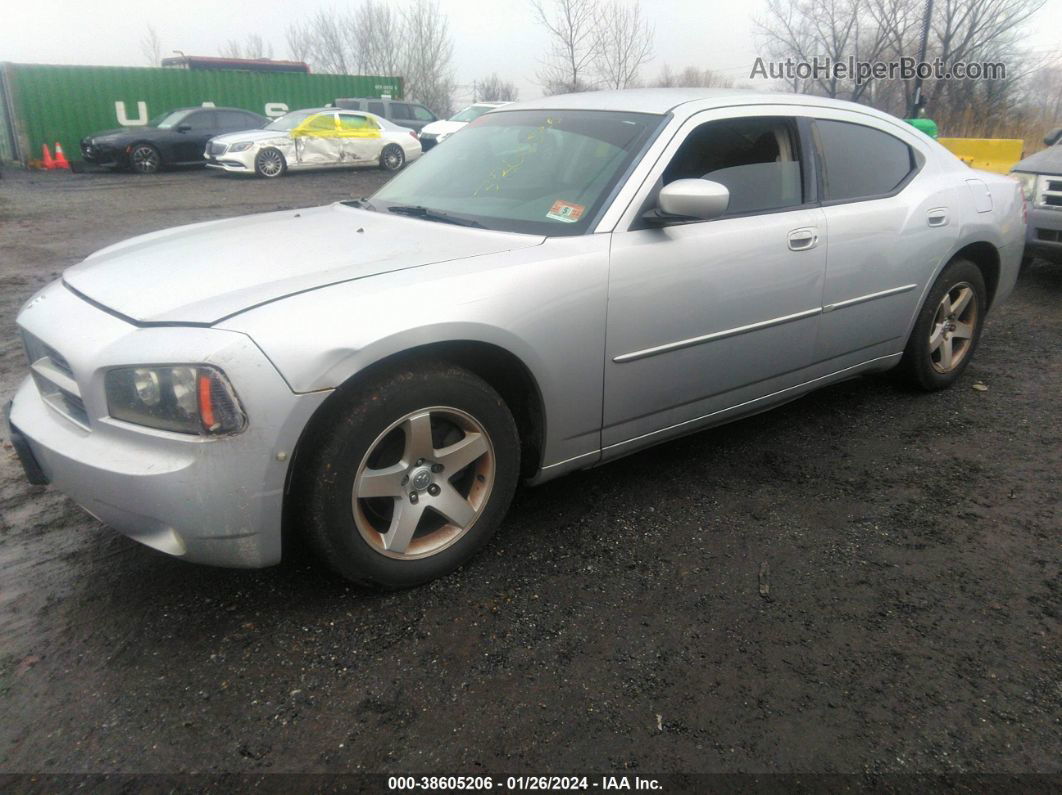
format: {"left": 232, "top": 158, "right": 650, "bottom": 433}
{"left": 208, "top": 141, "right": 228, "bottom": 156}
{"left": 1036, "top": 176, "right": 1062, "bottom": 209}
{"left": 22, "top": 331, "right": 90, "bottom": 430}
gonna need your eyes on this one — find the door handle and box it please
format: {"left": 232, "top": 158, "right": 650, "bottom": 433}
{"left": 788, "top": 227, "right": 819, "bottom": 251}
{"left": 927, "top": 208, "right": 949, "bottom": 227}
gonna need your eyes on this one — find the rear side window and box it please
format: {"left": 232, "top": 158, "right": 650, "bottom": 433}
{"left": 184, "top": 111, "right": 217, "bottom": 130}
{"left": 218, "top": 111, "right": 254, "bottom": 129}
{"left": 816, "top": 120, "right": 915, "bottom": 202}
{"left": 368, "top": 101, "right": 386, "bottom": 116}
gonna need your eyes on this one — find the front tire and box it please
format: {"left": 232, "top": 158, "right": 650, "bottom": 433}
{"left": 380, "top": 144, "right": 406, "bottom": 172}
{"left": 293, "top": 363, "right": 520, "bottom": 588}
{"left": 255, "top": 147, "right": 287, "bottom": 178}
{"left": 899, "top": 258, "right": 987, "bottom": 391}
{"left": 129, "top": 143, "right": 161, "bottom": 174}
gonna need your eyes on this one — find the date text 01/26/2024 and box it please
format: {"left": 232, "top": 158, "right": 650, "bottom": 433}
{"left": 387, "top": 776, "right": 663, "bottom": 790}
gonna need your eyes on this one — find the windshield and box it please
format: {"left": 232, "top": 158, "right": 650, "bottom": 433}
{"left": 266, "top": 109, "right": 319, "bottom": 131}
{"left": 450, "top": 105, "right": 495, "bottom": 123}
{"left": 149, "top": 110, "right": 191, "bottom": 129}
{"left": 371, "top": 109, "right": 662, "bottom": 236}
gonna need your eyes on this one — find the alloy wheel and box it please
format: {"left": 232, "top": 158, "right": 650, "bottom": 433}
{"left": 131, "top": 145, "right": 159, "bottom": 174}
{"left": 352, "top": 406, "right": 495, "bottom": 559}
{"left": 258, "top": 150, "right": 284, "bottom": 177}
{"left": 929, "top": 281, "right": 978, "bottom": 373}
{"left": 383, "top": 146, "right": 404, "bottom": 170}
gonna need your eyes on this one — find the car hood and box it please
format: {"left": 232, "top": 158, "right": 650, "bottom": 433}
{"left": 1013, "top": 145, "right": 1062, "bottom": 176}
{"left": 63, "top": 204, "right": 544, "bottom": 325}
{"left": 210, "top": 128, "right": 287, "bottom": 145}
{"left": 421, "top": 120, "right": 467, "bottom": 137}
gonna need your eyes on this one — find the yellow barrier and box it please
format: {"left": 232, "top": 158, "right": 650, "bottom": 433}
{"left": 937, "top": 137, "right": 1025, "bottom": 174}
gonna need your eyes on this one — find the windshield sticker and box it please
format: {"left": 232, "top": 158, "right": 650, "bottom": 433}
{"left": 546, "top": 200, "right": 585, "bottom": 223}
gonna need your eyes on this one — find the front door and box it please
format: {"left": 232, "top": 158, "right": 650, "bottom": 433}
{"left": 293, "top": 112, "right": 340, "bottom": 166}
{"left": 603, "top": 111, "right": 828, "bottom": 452}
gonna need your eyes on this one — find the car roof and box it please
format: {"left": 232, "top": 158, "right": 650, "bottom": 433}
{"left": 499, "top": 88, "right": 897, "bottom": 120}
{"left": 171, "top": 106, "right": 262, "bottom": 114}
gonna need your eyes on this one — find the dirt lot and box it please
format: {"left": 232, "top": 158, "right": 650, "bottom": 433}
{"left": 0, "top": 165, "right": 1059, "bottom": 778}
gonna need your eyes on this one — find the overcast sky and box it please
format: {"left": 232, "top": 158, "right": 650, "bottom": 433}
{"left": 2, "top": 0, "right": 1060, "bottom": 105}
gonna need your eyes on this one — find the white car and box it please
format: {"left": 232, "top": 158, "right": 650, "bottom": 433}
{"left": 204, "top": 107, "right": 422, "bottom": 178}
{"left": 418, "top": 102, "right": 512, "bottom": 150}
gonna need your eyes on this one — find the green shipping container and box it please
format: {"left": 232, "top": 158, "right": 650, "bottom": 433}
{"left": 0, "top": 62, "right": 403, "bottom": 166}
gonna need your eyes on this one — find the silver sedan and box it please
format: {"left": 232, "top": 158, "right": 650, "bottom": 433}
{"left": 8, "top": 89, "right": 1025, "bottom": 588}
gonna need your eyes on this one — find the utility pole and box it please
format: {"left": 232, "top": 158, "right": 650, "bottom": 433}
{"left": 908, "top": 0, "right": 934, "bottom": 118}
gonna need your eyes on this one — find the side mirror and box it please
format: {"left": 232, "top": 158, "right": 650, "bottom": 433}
{"left": 176, "top": 124, "right": 191, "bottom": 133}
{"left": 645, "top": 179, "right": 730, "bottom": 225}
{"left": 1044, "top": 127, "right": 1062, "bottom": 147}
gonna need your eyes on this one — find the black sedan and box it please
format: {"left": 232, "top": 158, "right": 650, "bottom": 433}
{"left": 80, "top": 107, "right": 268, "bottom": 174}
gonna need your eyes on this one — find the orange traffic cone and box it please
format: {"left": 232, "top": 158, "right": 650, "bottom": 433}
{"left": 41, "top": 144, "right": 55, "bottom": 170}
{"left": 53, "top": 142, "right": 70, "bottom": 170}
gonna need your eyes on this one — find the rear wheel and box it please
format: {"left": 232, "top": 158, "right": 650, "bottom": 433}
{"left": 129, "top": 143, "right": 161, "bottom": 174}
{"left": 899, "top": 258, "right": 986, "bottom": 390}
{"left": 255, "top": 147, "right": 286, "bottom": 178}
{"left": 380, "top": 144, "right": 405, "bottom": 172}
{"left": 294, "top": 363, "right": 520, "bottom": 588}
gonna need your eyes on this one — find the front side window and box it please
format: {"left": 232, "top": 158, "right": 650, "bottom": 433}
{"left": 339, "top": 114, "right": 379, "bottom": 132}
{"left": 371, "top": 109, "right": 663, "bottom": 236}
{"left": 302, "top": 114, "right": 337, "bottom": 134}
{"left": 816, "top": 119, "right": 915, "bottom": 202}
{"left": 266, "top": 109, "right": 317, "bottom": 131}
{"left": 182, "top": 111, "right": 217, "bottom": 130}
{"left": 412, "top": 105, "right": 436, "bottom": 121}
{"left": 662, "top": 116, "right": 804, "bottom": 216}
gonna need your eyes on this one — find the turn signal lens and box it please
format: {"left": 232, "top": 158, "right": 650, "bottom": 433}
{"left": 105, "top": 365, "right": 246, "bottom": 435}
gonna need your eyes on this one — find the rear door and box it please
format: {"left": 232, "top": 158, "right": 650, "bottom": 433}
{"left": 337, "top": 113, "right": 384, "bottom": 163}
{"left": 812, "top": 113, "right": 958, "bottom": 363}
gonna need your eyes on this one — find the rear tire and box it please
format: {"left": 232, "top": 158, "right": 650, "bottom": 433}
{"left": 899, "top": 258, "right": 987, "bottom": 391}
{"left": 255, "top": 147, "right": 286, "bottom": 178}
{"left": 293, "top": 362, "right": 520, "bottom": 588}
{"left": 380, "top": 144, "right": 405, "bottom": 172}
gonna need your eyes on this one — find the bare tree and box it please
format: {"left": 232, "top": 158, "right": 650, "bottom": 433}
{"left": 652, "top": 64, "right": 734, "bottom": 88}
{"left": 532, "top": 0, "right": 600, "bottom": 94}
{"left": 140, "top": 25, "right": 163, "bottom": 67}
{"left": 402, "top": 0, "right": 456, "bottom": 115}
{"left": 477, "top": 74, "right": 519, "bottom": 102}
{"left": 286, "top": 22, "right": 315, "bottom": 63}
{"left": 219, "top": 34, "right": 274, "bottom": 60}
{"left": 308, "top": 8, "right": 350, "bottom": 74}
{"left": 592, "top": 0, "right": 654, "bottom": 89}
{"left": 350, "top": 0, "right": 405, "bottom": 76}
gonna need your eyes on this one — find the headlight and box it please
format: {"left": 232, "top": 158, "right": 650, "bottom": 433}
{"left": 1011, "top": 171, "right": 1037, "bottom": 201}
{"left": 105, "top": 365, "right": 246, "bottom": 435}
{"left": 229, "top": 142, "right": 253, "bottom": 153}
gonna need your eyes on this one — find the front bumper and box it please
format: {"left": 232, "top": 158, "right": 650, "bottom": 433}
{"left": 204, "top": 147, "right": 255, "bottom": 173}
{"left": 1025, "top": 205, "right": 1062, "bottom": 263}
{"left": 10, "top": 280, "right": 330, "bottom": 568}
{"left": 80, "top": 140, "right": 124, "bottom": 168}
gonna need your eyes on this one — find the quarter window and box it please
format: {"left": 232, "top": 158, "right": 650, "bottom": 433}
{"left": 816, "top": 119, "right": 915, "bottom": 201}
{"left": 662, "top": 116, "right": 804, "bottom": 216}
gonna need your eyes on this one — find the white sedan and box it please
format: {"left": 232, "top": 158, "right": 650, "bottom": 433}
{"left": 204, "top": 107, "right": 422, "bottom": 178}
{"left": 417, "top": 102, "right": 511, "bottom": 150}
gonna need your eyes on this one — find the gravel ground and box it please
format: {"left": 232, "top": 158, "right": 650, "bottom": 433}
{"left": 0, "top": 166, "right": 1059, "bottom": 777}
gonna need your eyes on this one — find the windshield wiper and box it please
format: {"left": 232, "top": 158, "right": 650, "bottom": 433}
{"left": 385, "top": 204, "right": 483, "bottom": 228}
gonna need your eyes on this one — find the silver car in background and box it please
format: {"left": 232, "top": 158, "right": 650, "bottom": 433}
{"left": 7, "top": 89, "right": 1025, "bottom": 588}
